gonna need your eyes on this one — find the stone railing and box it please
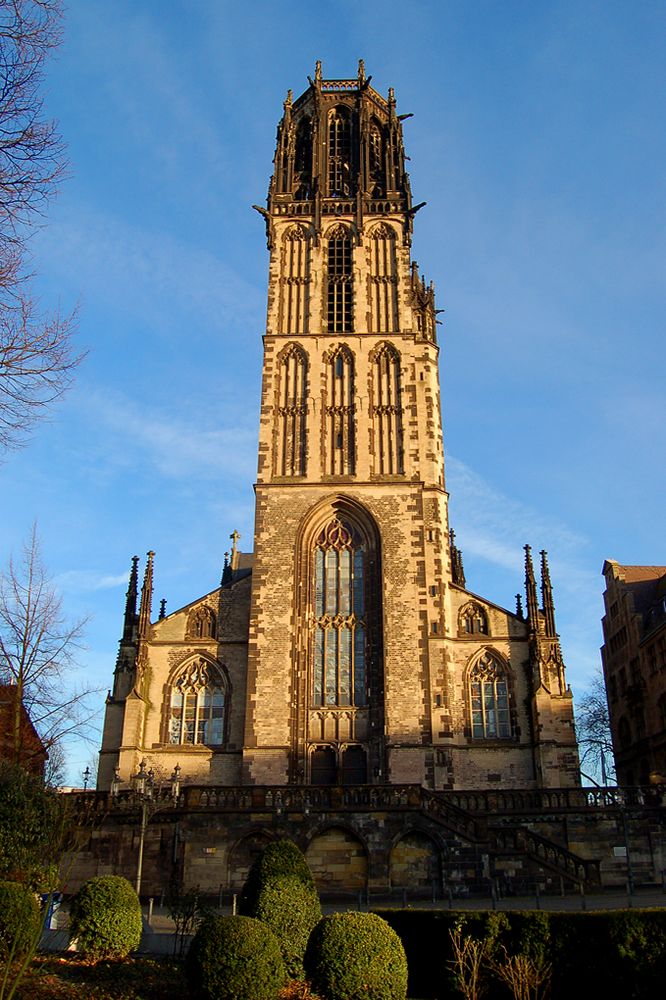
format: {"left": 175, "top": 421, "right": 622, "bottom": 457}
{"left": 488, "top": 825, "right": 601, "bottom": 885}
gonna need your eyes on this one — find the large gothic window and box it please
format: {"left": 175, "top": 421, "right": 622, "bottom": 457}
{"left": 468, "top": 651, "right": 511, "bottom": 740}
{"left": 312, "top": 518, "right": 366, "bottom": 708}
{"left": 368, "top": 225, "right": 398, "bottom": 333}
{"left": 325, "top": 346, "right": 355, "bottom": 475}
{"left": 371, "top": 342, "right": 404, "bottom": 475}
{"left": 276, "top": 344, "right": 308, "bottom": 476}
{"left": 280, "top": 227, "right": 310, "bottom": 334}
{"left": 169, "top": 658, "right": 227, "bottom": 746}
{"left": 327, "top": 226, "right": 353, "bottom": 333}
{"left": 328, "top": 107, "right": 353, "bottom": 196}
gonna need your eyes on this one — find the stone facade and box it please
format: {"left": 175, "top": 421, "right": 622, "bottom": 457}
{"left": 601, "top": 560, "right": 666, "bottom": 785}
{"left": 87, "top": 63, "right": 605, "bottom": 897}
{"left": 98, "top": 63, "right": 579, "bottom": 799}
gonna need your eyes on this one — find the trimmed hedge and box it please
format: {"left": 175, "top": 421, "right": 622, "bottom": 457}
{"left": 239, "top": 839, "right": 316, "bottom": 916}
{"left": 376, "top": 908, "right": 666, "bottom": 1000}
{"left": 69, "top": 875, "right": 142, "bottom": 961}
{"left": 186, "top": 914, "right": 286, "bottom": 1000}
{"left": 305, "top": 912, "right": 408, "bottom": 1000}
{"left": 253, "top": 873, "right": 321, "bottom": 978}
{"left": 0, "top": 880, "right": 41, "bottom": 960}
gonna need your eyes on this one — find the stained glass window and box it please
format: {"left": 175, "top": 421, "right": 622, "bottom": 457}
{"left": 312, "top": 517, "right": 367, "bottom": 708}
{"left": 169, "top": 658, "right": 226, "bottom": 746}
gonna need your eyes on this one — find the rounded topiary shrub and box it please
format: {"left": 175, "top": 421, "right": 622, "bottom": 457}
{"left": 0, "top": 880, "right": 41, "bottom": 960}
{"left": 186, "top": 914, "right": 286, "bottom": 1000}
{"left": 69, "top": 875, "right": 142, "bottom": 960}
{"left": 305, "top": 912, "right": 408, "bottom": 1000}
{"left": 240, "top": 839, "right": 316, "bottom": 915}
{"left": 253, "top": 874, "right": 322, "bottom": 979}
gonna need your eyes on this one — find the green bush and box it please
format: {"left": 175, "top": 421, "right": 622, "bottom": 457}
{"left": 186, "top": 914, "right": 286, "bottom": 1000}
{"left": 239, "top": 839, "right": 316, "bottom": 916}
{"left": 69, "top": 875, "right": 142, "bottom": 961}
{"left": 253, "top": 873, "right": 322, "bottom": 978}
{"left": 305, "top": 912, "right": 408, "bottom": 1000}
{"left": 0, "top": 880, "right": 41, "bottom": 960}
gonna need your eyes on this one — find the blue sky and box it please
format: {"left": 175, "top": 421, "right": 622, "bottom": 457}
{"left": 1, "top": 1, "right": 664, "bottom": 785}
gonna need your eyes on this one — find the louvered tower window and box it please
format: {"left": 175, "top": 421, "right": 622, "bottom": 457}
{"left": 328, "top": 108, "right": 352, "bottom": 196}
{"left": 327, "top": 227, "right": 353, "bottom": 332}
{"left": 280, "top": 226, "right": 310, "bottom": 334}
{"left": 276, "top": 344, "right": 308, "bottom": 476}
{"left": 369, "top": 224, "right": 398, "bottom": 332}
{"left": 372, "top": 343, "right": 404, "bottom": 474}
{"left": 325, "top": 347, "right": 355, "bottom": 475}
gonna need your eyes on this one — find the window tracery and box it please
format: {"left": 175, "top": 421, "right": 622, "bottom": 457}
{"left": 468, "top": 650, "right": 510, "bottom": 739}
{"left": 186, "top": 605, "right": 216, "bottom": 640}
{"left": 312, "top": 517, "right": 366, "bottom": 708}
{"left": 458, "top": 602, "right": 489, "bottom": 636}
{"left": 168, "top": 657, "right": 227, "bottom": 746}
{"left": 276, "top": 344, "right": 308, "bottom": 477}
{"left": 368, "top": 224, "right": 397, "bottom": 333}
{"left": 328, "top": 107, "right": 353, "bottom": 196}
{"left": 326, "top": 226, "right": 353, "bottom": 333}
{"left": 367, "top": 120, "right": 385, "bottom": 196}
{"left": 371, "top": 342, "right": 404, "bottom": 475}
{"left": 325, "top": 346, "right": 355, "bottom": 475}
{"left": 280, "top": 226, "right": 310, "bottom": 334}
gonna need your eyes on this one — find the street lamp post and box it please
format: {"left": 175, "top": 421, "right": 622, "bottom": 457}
{"left": 127, "top": 759, "right": 182, "bottom": 899}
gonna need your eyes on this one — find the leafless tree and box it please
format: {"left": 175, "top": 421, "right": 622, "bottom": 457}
{"left": 0, "top": 524, "right": 97, "bottom": 769}
{"left": 576, "top": 670, "right": 616, "bottom": 785}
{"left": 0, "top": 0, "right": 83, "bottom": 451}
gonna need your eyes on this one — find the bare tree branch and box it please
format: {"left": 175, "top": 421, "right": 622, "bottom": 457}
{"left": 0, "top": 1, "right": 83, "bottom": 452}
{"left": 0, "top": 524, "right": 99, "bottom": 767}
{"left": 576, "top": 670, "right": 616, "bottom": 785}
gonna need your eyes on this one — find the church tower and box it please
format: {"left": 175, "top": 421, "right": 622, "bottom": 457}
{"left": 98, "top": 62, "right": 580, "bottom": 795}
{"left": 243, "top": 61, "right": 579, "bottom": 789}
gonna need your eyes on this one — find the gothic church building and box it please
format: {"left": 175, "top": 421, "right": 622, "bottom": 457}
{"left": 97, "top": 66, "right": 581, "bottom": 887}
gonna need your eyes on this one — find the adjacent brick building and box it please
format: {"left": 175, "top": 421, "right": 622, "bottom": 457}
{"left": 601, "top": 560, "right": 666, "bottom": 786}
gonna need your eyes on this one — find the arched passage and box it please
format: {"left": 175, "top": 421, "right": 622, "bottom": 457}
{"left": 306, "top": 826, "right": 368, "bottom": 892}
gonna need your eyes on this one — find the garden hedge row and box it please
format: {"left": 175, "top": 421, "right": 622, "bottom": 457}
{"left": 376, "top": 908, "right": 666, "bottom": 999}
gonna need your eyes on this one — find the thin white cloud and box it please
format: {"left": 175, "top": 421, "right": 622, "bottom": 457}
{"left": 80, "top": 387, "right": 257, "bottom": 483}
{"left": 55, "top": 570, "right": 129, "bottom": 593}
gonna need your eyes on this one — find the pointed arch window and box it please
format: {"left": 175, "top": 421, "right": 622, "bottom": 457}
{"left": 280, "top": 226, "right": 310, "bottom": 334}
{"left": 458, "top": 603, "right": 489, "bottom": 637}
{"left": 312, "top": 518, "right": 367, "bottom": 708}
{"left": 169, "top": 658, "right": 227, "bottom": 746}
{"left": 325, "top": 346, "right": 355, "bottom": 475}
{"left": 294, "top": 117, "right": 312, "bottom": 200}
{"left": 368, "top": 225, "right": 398, "bottom": 332}
{"left": 327, "top": 226, "right": 353, "bottom": 333}
{"left": 469, "top": 651, "right": 511, "bottom": 739}
{"left": 368, "top": 121, "right": 385, "bottom": 196}
{"left": 276, "top": 344, "right": 308, "bottom": 476}
{"left": 328, "top": 107, "right": 353, "bottom": 196}
{"left": 186, "top": 605, "right": 216, "bottom": 640}
{"left": 371, "top": 342, "right": 404, "bottom": 475}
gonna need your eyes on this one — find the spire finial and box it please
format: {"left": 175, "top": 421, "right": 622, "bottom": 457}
{"left": 221, "top": 551, "right": 232, "bottom": 586}
{"left": 315, "top": 59, "right": 322, "bottom": 83}
{"left": 159, "top": 598, "right": 167, "bottom": 621}
{"left": 540, "top": 549, "right": 557, "bottom": 637}
{"left": 122, "top": 555, "right": 140, "bottom": 640}
{"left": 358, "top": 58, "right": 365, "bottom": 83}
{"left": 138, "top": 551, "right": 154, "bottom": 639}
{"left": 515, "top": 593, "right": 524, "bottom": 620}
{"left": 524, "top": 544, "right": 539, "bottom": 632}
{"left": 229, "top": 530, "right": 241, "bottom": 572}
